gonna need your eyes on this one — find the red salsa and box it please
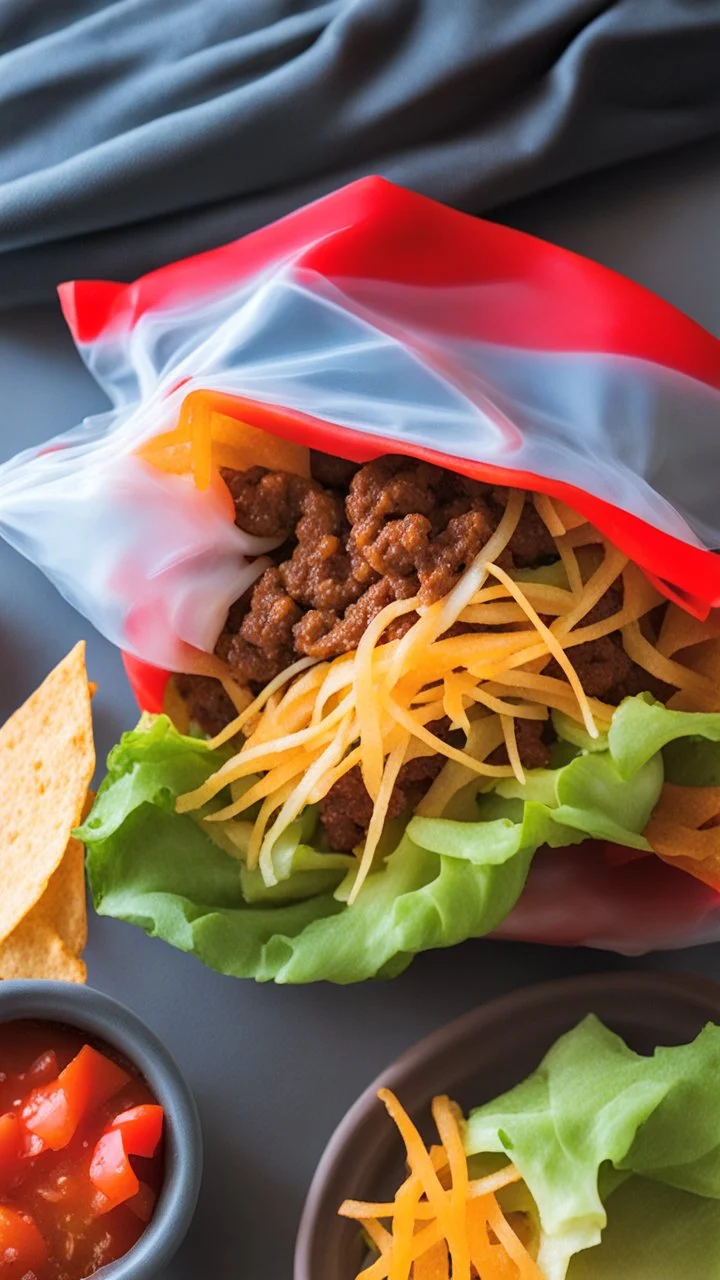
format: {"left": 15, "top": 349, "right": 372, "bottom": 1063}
{"left": 0, "top": 1021, "right": 164, "bottom": 1279}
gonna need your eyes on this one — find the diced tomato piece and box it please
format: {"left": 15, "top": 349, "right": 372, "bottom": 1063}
{"left": 21, "top": 1081, "right": 68, "bottom": 1153}
{"left": 0, "top": 1205, "right": 47, "bottom": 1279}
{"left": 90, "top": 1129, "right": 139, "bottom": 1212}
{"left": 126, "top": 1181, "right": 157, "bottom": 1224}
{"left": 59, "top": 1044, "right": 130, "bottom": 1114}
{"left": 0, "top": 1113, "right": 21, "bottom": 1192}
{"left": 110, "top": 1105, "right": 164, "bottom": 1158}
{"left": 27, "top": 1049, "right": 59, "bottom": 1085}
{"left": 22, "top": 1045, "right": 130, "bottom": 1153}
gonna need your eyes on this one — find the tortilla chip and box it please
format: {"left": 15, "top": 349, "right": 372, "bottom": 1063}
{"left": 0, "top": 919, "right": 86, "bottom": 983}
{"left": 0, "top": 839, "right": 88, "bottom": 981}
{"left": 0, "top": 642, "right": 94, "bottom": 942}
{"left": 34, "top": 837, "right": 88, "bottom": 955}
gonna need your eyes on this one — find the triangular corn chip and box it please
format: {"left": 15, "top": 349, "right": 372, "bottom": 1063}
{"left": 0, "top": 642, "right": 94, "bottom": 942}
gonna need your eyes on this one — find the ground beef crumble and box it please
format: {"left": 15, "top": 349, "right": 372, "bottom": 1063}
{"left": 177, "top": 451, "right": 672, "bottom": 851}
{"left": 218, "top": 455, "right": 558, "bottom": 680}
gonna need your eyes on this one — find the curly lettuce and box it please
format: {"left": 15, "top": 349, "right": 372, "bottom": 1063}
{"left": 78, "top": 696, "right": 720, "bottom": 984}
{"left": 465, "top": 1016, "right": 720, "bottom": 1279}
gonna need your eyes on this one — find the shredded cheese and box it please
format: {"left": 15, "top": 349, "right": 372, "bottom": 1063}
{"left": 355, "top": 597, "right": 420, "bottom": 801}
{"left": 208, "top": 656, "right": 319, "bottom": 750}
{"left": 553, "top": 536, "right": 583, "bottom": 596}
{"left": 554, "top": 546, "right": 627, "bottom": 634}
{"left": 532, "top": 492, "right": 567, "bottom": 538}
{"left": 484, "top": 562, "right": 598, "bottom": 739}
{"left": 442, "top": 674, "right": 473, "bottom": 735}
{"left": 622, "top": 619, "right": 714, "bottom": 697}
{"left": 389, "top": 1178, "right": 422, "bottom": 1280}
{"left": 364, "top": 1219, "right": 393, "bottom": 1257}
{"left": 415, "top": 717, "right": 506, "bottom": 820}
{"left": 138, "top": 390, "right": 310, "bottom": 488}
{"left": 259, "top": 716, "right": 358, "bottom": 883}
{"left": 339, "top": 1090, "right": 538, "bottom": 1280}
{"left": 348, "top": 736, "right": 411, "bottom": 904}
{"left": 501, "top": 715, "right": 525, "bottom": 786}
{"left": 432, "top": 1096, "right": 470, "bottom": 1280}
{"left": 482, "top": 673, "right": 613, "bottom": 728}
{"left": 217, "top": 675, "right": 254, "bottom": 716}
{"left": 657, "top": 607, "right": 720, "bottom": 658}
{"left": 342, "top": 1166, "right": 522, "bottom": 1223}
{"left": 414, "top": 1242, "right": 449, "bottom": 1280}
{"left": 551, "top": 501, "right": 589, "bottom": 532}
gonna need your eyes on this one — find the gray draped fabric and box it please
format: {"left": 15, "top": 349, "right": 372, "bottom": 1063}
{"left": 1, "top": 0, "right": 719, "bottom": 305}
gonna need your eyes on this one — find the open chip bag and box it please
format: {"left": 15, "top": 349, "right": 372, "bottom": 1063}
{"left": 2, "top": 177, "right": 720, "bottom": 981}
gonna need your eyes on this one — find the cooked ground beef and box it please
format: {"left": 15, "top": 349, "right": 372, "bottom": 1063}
{"left": 292, "top": 575, "right": 418, "bottom": 660}
{"left": 309, "top": 450, "right": 361, "bottom": 490}
{"left": 220, "top": 467, "right": 311, "bottom": 540}
{"left": 321, "top": 754, "right": 447, "bottom": 853}
{"left": 178, "top": 450, "right": 674, "bottom": 843}
{"left": 217, "top": 455, "right": 559, "bottom": 688}
{"left": 545, "top": 580, "right": 672, "bottom": 705}
{"left": 174, "top": 675, "right": 237, "bottom": 738}
{"left": 223, "top": 567, "right": 302, "bottom": 687}
{"left": 487, "top": 717, "right": 552, "bottom": 773}
{"left": 321, "top": 720, "right": 457, "bottom": 853}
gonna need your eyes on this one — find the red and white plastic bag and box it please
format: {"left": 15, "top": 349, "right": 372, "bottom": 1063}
{"left": 2, "top": 176, "right": 720, "bottom": 952}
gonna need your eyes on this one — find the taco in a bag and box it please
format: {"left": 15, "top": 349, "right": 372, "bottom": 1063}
{"left": 3, "top": 179, "right": 720, "bottom": 977}
{"left": 79, "top": 405, "right": 720, "bottom": 981}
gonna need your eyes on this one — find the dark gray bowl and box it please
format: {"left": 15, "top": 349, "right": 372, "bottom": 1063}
{"left": 0, "top": 980, "right": 202, "bottom": 1279}
{"left": 295, "top": 970, "right": 720, "bottom": 1280}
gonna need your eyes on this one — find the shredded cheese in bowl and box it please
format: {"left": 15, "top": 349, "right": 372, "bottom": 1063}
{"left": 337, "top": 1089, "right": 541, "bottom": 1280}
{"left": 174, "top": 492, "right": 719, "bottom": 900}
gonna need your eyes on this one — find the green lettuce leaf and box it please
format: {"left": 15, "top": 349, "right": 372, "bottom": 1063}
{"left": 608, "top": 694, "right": 720, "bottom": 780}
{"left": 465, "top": 1016, "right": 720, "bottom": 1279}
{"left": 567, "top": 1178, "right": 720, "bottom": 1279}
{"left": 79, "top": 695, "right": 720, "bottom": 983}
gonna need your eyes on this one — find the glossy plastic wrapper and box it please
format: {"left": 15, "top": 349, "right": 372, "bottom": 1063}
{"left": 2, "top": 177, "right": 720, "bottom": 957}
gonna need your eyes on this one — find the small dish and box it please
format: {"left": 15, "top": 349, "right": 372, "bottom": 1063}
{"left": 0, "top": 980, "right": 202, "bottom": 1279}
{"left": 295, "top": 970, "right": 720, "bottom": 1280}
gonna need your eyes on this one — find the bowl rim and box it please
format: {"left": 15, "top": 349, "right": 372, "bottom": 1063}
{"left": 294, "top": 969, "right": 720, "bottom": 1280}
{"left": 0, "top": 979, "right": 202, "bottom": 1280}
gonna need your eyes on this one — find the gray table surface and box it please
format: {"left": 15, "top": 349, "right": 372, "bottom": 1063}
{"left": 1, "top": 137, "right": 720, "bottom": 1279}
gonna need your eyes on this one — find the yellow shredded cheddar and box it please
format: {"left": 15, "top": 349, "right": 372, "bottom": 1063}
{"left": 364, "top": 1219, "right": 393, "bottom": 1257}
{"left": 138, "top": 390, "right": 310, "bottom": 488}
{"left": 414, "top": 1242, "right": 450, "bottom": 1280}
{"left": 553, "top": 545, "right": 627, "bottom": 633}
{"left": 484, "top": 562, "right": 598, "bottom": 739}
{"left": 622, "top": 619, "right": 714, "bottom": 698}
{"left": 348, "top": 736, "right": 411, "bottom": 904}
{"left": 355, "top": 597, "right": 420, "bottom": 801}
{"left": 432, "top": 1096, "right": 470, "bottom": 1280}
{"left": 339, "top": 1090, "right": 538, "bottom": 1280}
{"left": 532, "top": 492, "right": 567, "bottom": 538}
{"left": 554, "top": 536, "right": 583, "bottom": 596}
{"left": 500, "top": 715, "right": 525, "bottom": 786}
{"left": 208, "top": 656, "right": 319, "bottom": 749}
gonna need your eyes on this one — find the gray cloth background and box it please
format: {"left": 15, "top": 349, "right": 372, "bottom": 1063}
{"left": 1, "top": 0, "right": 720, "bottom": 306}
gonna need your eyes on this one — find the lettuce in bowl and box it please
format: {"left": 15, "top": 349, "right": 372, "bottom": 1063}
{"left": 465, "top": 1015, "right": 720, "bottom": 1279}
